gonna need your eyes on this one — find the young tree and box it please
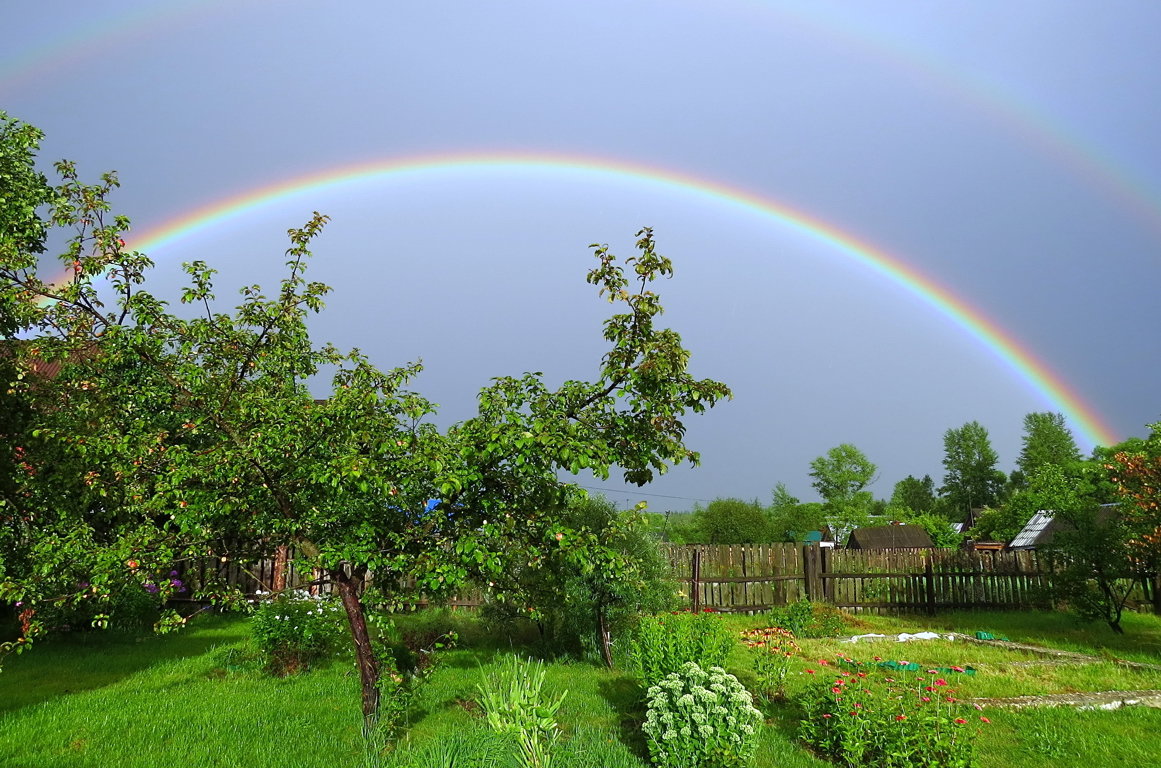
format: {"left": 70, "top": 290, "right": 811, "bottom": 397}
{"left": 1030, "top": 464, "right": 1143, "bottom": 634}
{"left": 0, "top": 136, "right": 730, "bottom": 726}
{"left": 940, "top": 421, "right": 1005, "bottom": 520}
{"left": 1013, "top": 412, "right": 1082, "bottom": 489}
{"left": 890, "top": 474, "right": 938, "bottom": 515}
{"left": 809, "top": 443, "right": 877, "bottom": 541}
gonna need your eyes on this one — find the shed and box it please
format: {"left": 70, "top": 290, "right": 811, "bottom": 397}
{"left": 846, "top": 524, "right": 934, "bottom": 550}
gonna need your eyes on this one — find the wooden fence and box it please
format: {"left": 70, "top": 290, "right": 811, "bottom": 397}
{"left": 659, "top": 543, "right": 1160, "bottom": 615}
{"left": 177, "top": 542, "right": 1161, "bottom": 616}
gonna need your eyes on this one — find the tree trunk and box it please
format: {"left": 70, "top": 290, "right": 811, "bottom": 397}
{"left": 596, "top": 604, "right": 614, "bottom": 668}
{"left": 334, "top": 567, "right": 380, "bottom": 731}
{"left": 272, "top": 545, "right": 289, "bottom": 592}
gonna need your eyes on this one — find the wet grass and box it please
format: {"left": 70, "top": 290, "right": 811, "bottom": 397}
{"left": 1, "top": 608, "right": 1160, "bottom": 767}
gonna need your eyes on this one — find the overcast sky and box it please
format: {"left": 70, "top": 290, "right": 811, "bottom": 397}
{"left": 5, "top": 1, "right": 1160, "bottom": 511}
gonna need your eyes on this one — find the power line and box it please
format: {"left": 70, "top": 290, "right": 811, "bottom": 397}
{"left": 572, "top": 484, "right": 714, "bottom": 504}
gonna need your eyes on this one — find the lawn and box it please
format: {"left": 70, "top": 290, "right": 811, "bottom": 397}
{"left": 1, "top": 608, "right": 1160, "bottom": 767}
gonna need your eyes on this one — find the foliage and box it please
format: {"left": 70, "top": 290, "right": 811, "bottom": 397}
{"left": 477, "top": 655, "right": 568, "bottom": 768}
{"left": 1016, "top": 412, "right": 1082, "bottom": 487}
{"left": 642, "top": 661, "right": 763, "bottom": 768}
{"left": 963, "top": 505, "right": 1021, "bottom": 543}
{"left": 904, "top": 513, "right": 963, "bottom": 549}
{"left": 890, "top": 475, "right": 938, "bottom": 516}
{"left": 481, "top": 495, "right": 677, "bottom": 665}
{"left": 1028, "top": 464, "right": 1144, "bottom": 633}
{"left": 940, "top": 422, "right": 1005, "bottom": 520}
{"left": 766, "top": 485, "right": 829, "bottom": 542}
{"left": 628, "top": 610, "right": 736, "bottom": 690}
{"left": 0, "top": 120, "right": 729, "bottom": 724}
{"left": 250, "top": 589, "right": 346, "bottom": 675}
{"left": 740, "top": 626, "right": 799, "bottom": 700}
{"left": 762, "top": 600, "right": 847, "bottom": 638}
{"left": 693, "top": 497, "right": 770, "bottom": 544}
{"left": 809, "top": 444, "right": 877, "bottom": 541}
{"left": 1104, "top": 422, "right": 1161, "bottom": 563}
{"left": 798, "top": 662, "right": 982, "bottom": 768}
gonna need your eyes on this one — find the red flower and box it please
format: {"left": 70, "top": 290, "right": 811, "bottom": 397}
{"left": 979, "top": 716, "right": 990, "bottom": 723}
{"left": 806, "top": 669, "right": 816, "bottom": 674}
{"left": 935, "top": 678, "right": 948, "bottom": 686}
{"left": 818, "top": 659, "right": 830, "bottom": 666}
{"left": 896, "top": 715, "right": 906, "bottom": 721}
{"left": 822, "top": 714, "right": 832, "bottom": 719}
{"left": 955, "top": 718, "right": 967, "bottom": 724}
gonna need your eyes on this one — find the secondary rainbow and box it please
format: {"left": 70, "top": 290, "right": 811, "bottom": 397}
{"left": 113, "top": 151, "right": 1118, "bottom": 449}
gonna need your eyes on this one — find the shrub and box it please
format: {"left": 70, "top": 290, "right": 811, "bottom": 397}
{"left": 477, "top": 655, "right": 568, "bottom": 768}
{"left": 628, "top": 610, "right": 736, "bottom": 690}
{"left": 250, "top": 590, "right": 345, "bottom": 675}
{"left": 643, "top": 662, "right": 763, "bottom": 768}
{"left": 798, "top": 659, "right": 985, "bottom": 768}
{"left": 764, "top": 600, "right": 846, "bottom": 638}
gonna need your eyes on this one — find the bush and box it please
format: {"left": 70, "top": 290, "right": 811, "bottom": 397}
{"left": 764, "top": 600, "right": 847, "bottom": 638}
{"left": 628, "top": 610, "right": 736, "bottom": 690}
{"left": 250, "top": 590, "right": 345, "bottom": 675}
{"left": 643, "top": 662, "right": 763, "bottom": 768}
{"left": 798, "top": 659, "right": 985, "bottom": 767}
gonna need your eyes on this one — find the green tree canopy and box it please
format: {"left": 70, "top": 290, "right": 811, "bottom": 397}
{"left": 1014, "top": 412, "right": 1082, "bottom": 488}
{"left": 890, "top": 474, "right": 938, "bottom": 515}
{"left": 940, "top": 421, "right": 1005, "bottom": 520}
{"left": 809, "top": 443, "right": 877, "bottom": 540}
{"left": 0, "top": 125, "right": 730, "bottom": 723}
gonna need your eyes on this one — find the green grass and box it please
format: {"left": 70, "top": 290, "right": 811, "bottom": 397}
{"left": 2, "top": 608, "right": 1161, "bottom": 767}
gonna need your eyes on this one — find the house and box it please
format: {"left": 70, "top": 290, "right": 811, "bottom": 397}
{"left": 846, "top": 524, "right": 934, "bottom": 550}
{"left": 1008, "top": 504, "right": 1118, "bottom": 551}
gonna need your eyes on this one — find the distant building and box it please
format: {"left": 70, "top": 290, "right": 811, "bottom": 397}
{"left": 1008, "top": 504, "right": 1118, "bottom": 551}
{"left": 846, "top": 524, "right": 934, "bottom": 550}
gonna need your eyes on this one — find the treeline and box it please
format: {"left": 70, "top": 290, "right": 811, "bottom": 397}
{"left": 645, "top": 413, "right": 1160, "bottom": 547}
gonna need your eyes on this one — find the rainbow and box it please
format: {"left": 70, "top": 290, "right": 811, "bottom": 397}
{"left": 6, "top": 1, "right": 1161, "bottom": 250}
{"left": 104, "top": 151, "right": 1118, "bottom": 449}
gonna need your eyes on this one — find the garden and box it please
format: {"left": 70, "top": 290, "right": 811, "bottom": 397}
{"left": 3, "top": 600, "right": 1161, "bottom": 768}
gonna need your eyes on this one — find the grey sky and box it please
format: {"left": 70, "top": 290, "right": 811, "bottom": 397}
{"left": 4, "top": 0, "right": 1159, "bottom": 510}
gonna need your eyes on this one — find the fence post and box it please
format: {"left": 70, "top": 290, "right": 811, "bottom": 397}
{"left": 924, "top": 552, "right": 937, "bottom": 616}
{"left": 690, "top": 548, "right": 701, "bottom": 613}
{"left": 803, "top": 544, "right": 817, "bottom": 602}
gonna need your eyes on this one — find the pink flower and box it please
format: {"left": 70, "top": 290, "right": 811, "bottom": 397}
{"left": 951, "top": 666, "right": 965, "bottom": 673}
{"left": 935, "top": 678, "right": 948, "bottom": 686}
{"left": 979, "top": 716, "right": 990, "bottom": 723}
{"left": 973, "top": 703, "right": 984, "bottom": 711}
{"left": 822, "top": 714, "right": 832, "bottom": 719}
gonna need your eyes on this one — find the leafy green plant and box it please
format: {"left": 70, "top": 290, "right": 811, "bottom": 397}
{"left": 798, "top": 658, "right": 985, "bottom": 767}
{"left": 739, "top": 626, "right": 799, "bottom": 701}
{"left": 628, "top": 610, "right": 736, "bottom": 690}
{"left": 250, "top": 590, "right": 345, "bottom": 675}
{"left": 642, "top": 661, "right": 763, "bottom": 768}
{"left": 477, "top": 655, "right": 568, "bottom": 768}
{"left": 763, "top": 600, "right": 846, "bottom": 638}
